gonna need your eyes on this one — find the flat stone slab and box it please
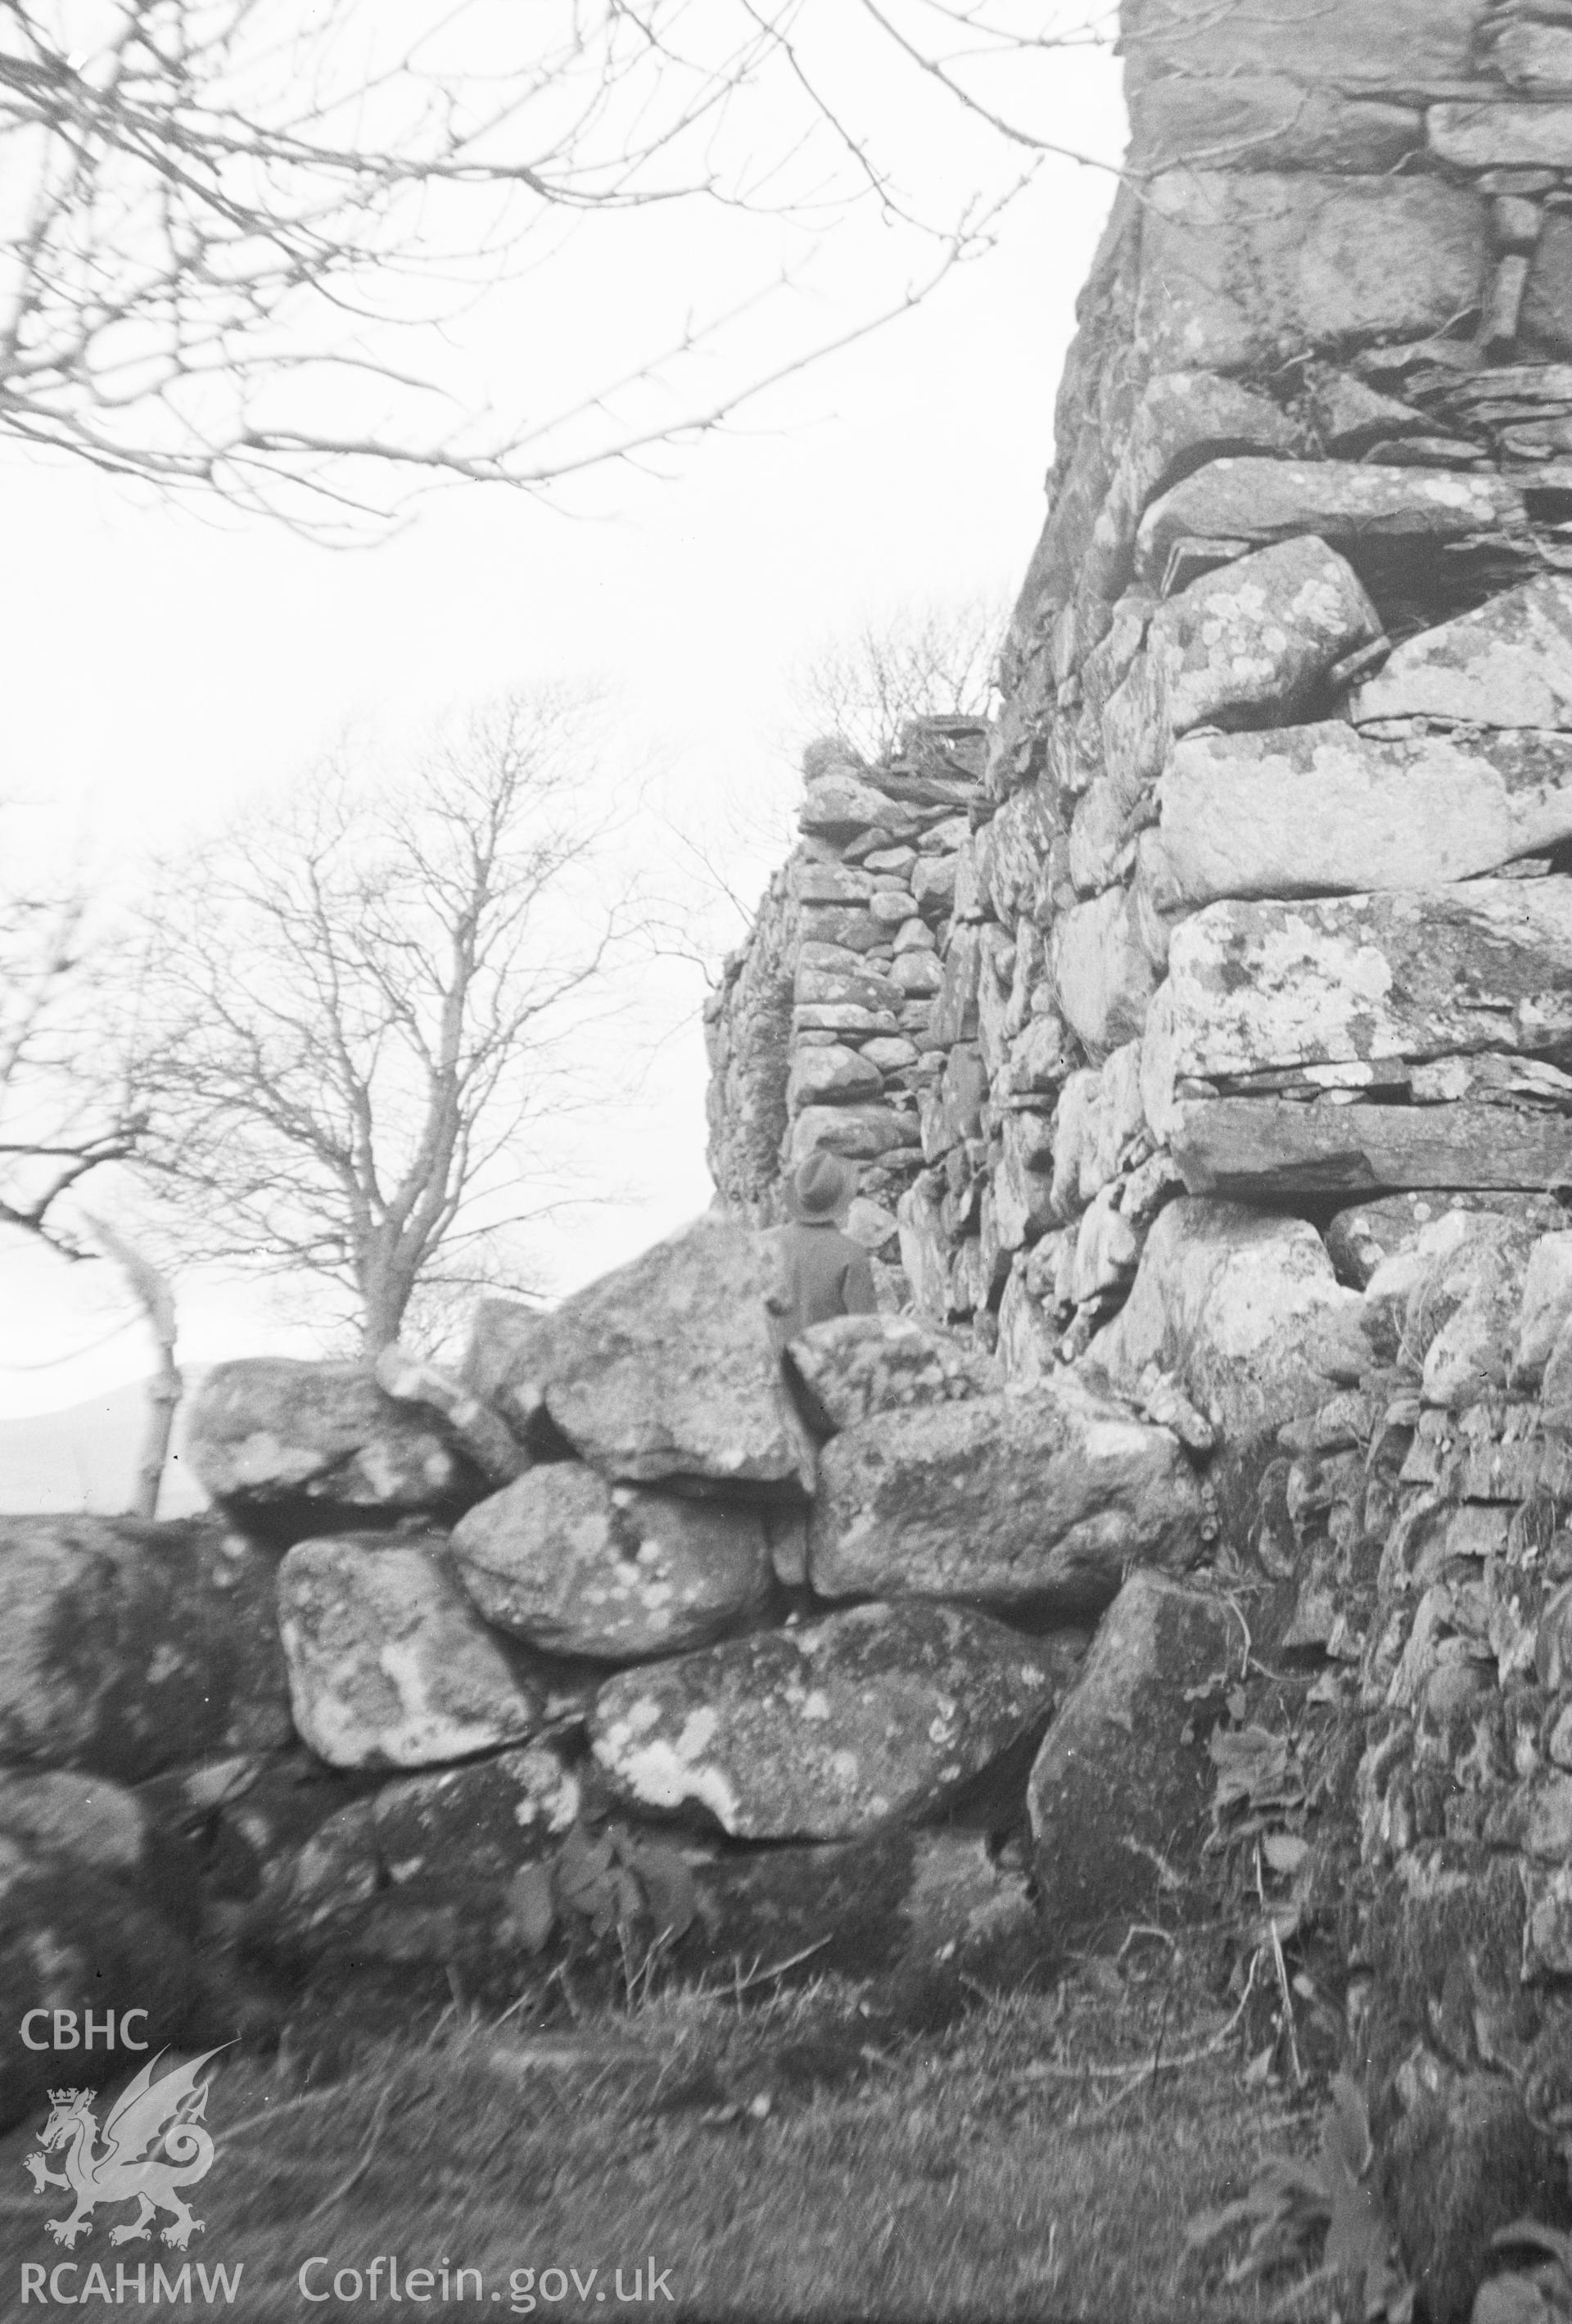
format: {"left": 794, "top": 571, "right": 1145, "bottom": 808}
{"left": 1168, "top": 1098, "right": 1572, "bottom": 1199}
{"left": 1143, "top": 881, "right": 1572, "bottom": 1097}
{"left": 277, "top": 1537, "right": 553, "bottom": 1770}
{"left": 588, "top": 1602, "right": 1056, "bottom": 1841}
{"left": 1350, "top": 577, "right": 1572, "bottom": 730}
{"left": 1149, "top": 723, "right": 1572, "bottom": 908}
{"left": 449, "top": 1464, "right": 771, "bottom": 1662}
{"left": 1133, "top": 174, "right": 1488, "bottom": 378}
{"left": 1135, "top": 459, "right": 1522, "bottom": 591}
{"left": 808, "top": 1379, "right": 1205, "bottom": 1617}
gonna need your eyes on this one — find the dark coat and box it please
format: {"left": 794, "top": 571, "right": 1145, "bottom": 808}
{"left": 765, "top": 1219, "right": 877, "bottom": 1345}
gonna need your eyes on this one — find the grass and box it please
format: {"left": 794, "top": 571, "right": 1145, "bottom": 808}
{"left": 0, "top": 1945, "right": 1336, "bottom": 2323}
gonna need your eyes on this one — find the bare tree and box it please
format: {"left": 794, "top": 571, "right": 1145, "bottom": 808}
{"left": 788, "top": 588, "right": 1008, "bottom": 767}
{"left": 133, "top": 688, "right": 641, "bottom": 1351}
{"left": 0, "top": 2, "right": 1112, "bottom": 531}
{"left": 79, "top": 1210, "right": 178, "bottom": 1516}
{"left": 0, "top": 828, "right": 144, "bottom": 1250}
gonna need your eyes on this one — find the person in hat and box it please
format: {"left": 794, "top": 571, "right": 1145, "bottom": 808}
{"left": 763, "top": 1149, "right": 877, "bottom": 1348}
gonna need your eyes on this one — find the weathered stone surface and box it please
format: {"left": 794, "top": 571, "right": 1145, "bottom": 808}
{"left": 1136, "top": 458, "right": 1520, "bottom": 591}
{"left": 187, "top": 1359, "right": 483, "bottom": 1535}
{"left": 1409, "top": 1216, "right": 1541, "bottom": 1409}
{"left": 373, "top": 1345, "right": 527, "bottom": 1485}
{"left": 1430, "top": 102, "right": 1572, "bottom": 171}
{"left": 794, "top": 963, "right": 902, "bottom": 1014}
{"left": 1149, "top": 723, "right": 1572, "bottom": 909}
{"left": 786, "top": 1042, "right": 883, "bottom": 1110}
{"left": 0, "top": 1517, "right": 290, "bottom": 1779}
{"left": 1491, "top": 20, "right": 1572, "bottom": 88}
{"left": 278, "top": 1537, "right": 555, "bottom": 1770}
{"left": 1054, "top": 885, "right": 1163, "bottom": 1058}
{"left": 1028, "top": 1571, "right": 1234, "bottom": 1950}
{"left": 1133, "top": 176, "right": 1488, "bottom": 378}
{"left": 797, "top": 903, "right": 883, "bottom": 955}
{"left": 1166, "top": 1098, "right": 1572, "bottom": 1200}
{"left": 1113, "top": 537, "right": 1380, "bottom": 784}
{"left": 791, "top": 1102, "right": 921, "bottom": 1163}
{"left": 0, "top": 1833, "right": 200, "bottom": 2133}
{"left": 891, "top": 950, "right": 944, "bottom": 997}
{"left": 704, "top": 870, "right": 795, "bottom": 1219}
{"left": 973, "top": 785, "right": 1057, "bottom": 925}
{"left": 449, "top": 1466, "right": 771, "bottom": 1662}
{"left": 588, "top": 1603, "right": 1056, "bottom": 1841}
{"left": 1351, "top": 578, "right": 1572, "bottom": 730}
{"left": 1143, "top": 884, "right": 1572, "bottom": 1110}
{"left": 1525, "top": 214, "right": 1572, "bottom": 356}
{"left": 808, "top": 1378, "right": 1205, "bottom": 1616}
{"left": 784, "top": 1312, "right": 996, "bottom": 1436}
{"left": 788, "top": 857, "right": 872, "bottom": 905}
{"left": 1516, "top": 1234, "right": 1572, "bottom": 1386}
{"left": 1091, "top": 373, "right": 1299, "bottom": 608}
{"left": 371, "top": 1744, "right": 581, "bottom": 1891}
{"left": 466, "top": 1219, "right": 815, "bottom": 1495}
{"left": 1129, "top": 75, "right": 1421, "bottom": 175}
{"left": 1087, "top": 1199, "right": 1362, "bottom": 1440}
{"left": 1124, "top": 0, "right": 1481, "bottom": 88}
{"left": 1327, "top": 1193, "right": 1563, "bottom": 1289}
{"left": 1385, "top": 2078, "right": 1566, "bottom": 2324}
{"left": 799, "top": 775, "right": 913, "bottom": 839}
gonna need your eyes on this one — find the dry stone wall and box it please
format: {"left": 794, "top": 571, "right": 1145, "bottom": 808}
{"left": 701, "top": 6, "right": 1572, "bottom": 2314}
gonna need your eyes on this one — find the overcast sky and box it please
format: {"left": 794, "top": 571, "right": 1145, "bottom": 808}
{"left": 0, "top": 22, "right": 1125, "bottom": 1420}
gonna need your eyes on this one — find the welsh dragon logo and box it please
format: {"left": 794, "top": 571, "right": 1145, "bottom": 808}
{"left": 24, "top": 2047, "right": 226, "bottom": 2250}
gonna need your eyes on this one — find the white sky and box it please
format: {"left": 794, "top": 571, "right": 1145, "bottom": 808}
{"left": 0, "top": 25, "right": 1126, "bottom": 1418}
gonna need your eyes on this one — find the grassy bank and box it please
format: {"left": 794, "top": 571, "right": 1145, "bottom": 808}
{"left": 0, "top": 1948, "right": 1327, "bottom": 2322}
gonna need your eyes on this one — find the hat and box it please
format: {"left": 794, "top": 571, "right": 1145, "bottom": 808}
{"left": 786, "top": 1150, "right": 856, "bottom": 1221}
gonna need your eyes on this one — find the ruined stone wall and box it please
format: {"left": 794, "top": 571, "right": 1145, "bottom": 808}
{"left": 703, "top": 7, "right": 1572, "bottom": 2311}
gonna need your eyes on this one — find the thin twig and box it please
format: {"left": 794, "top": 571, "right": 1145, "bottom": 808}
{"left": 721, "top": 1937, "right": 834, "bottom": 1997}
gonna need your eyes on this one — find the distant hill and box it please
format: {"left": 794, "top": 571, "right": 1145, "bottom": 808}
{"left": 0, "top": 1375, "right": 210, "bottom": 1518}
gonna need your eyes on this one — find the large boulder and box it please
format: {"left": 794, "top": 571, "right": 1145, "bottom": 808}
{"left": 1028, "top": 1571, "right": 1235, "bottom": 1950}
{"left": 459, "top": 1218, "right": 815, "bottom": 1498}
{"left": 277, "top": 1537, "right": 574, "bottom": 1770}
{"left": 449, "top": 1465, "right": 772, "bottom": 1662}
{"left": 0, "top": 1831, "right": 201, "bottom": 2133}
{"left": 808, "top": 1380, "right": 1205, "bottom": 1617}
{"left": 187, "top": 1359, "right": 487, "bottom": 1541}
{"left": 784, "top": 1312, "right": 996, "bottom": 1436}
{"left": 1104, "top": 536, "right": 1380, "bottom": 785}
{"left": 1350, "top": 576, "right": 1572, "bottom": 730}
{"left": 1148, "top": 723, "right": 1572, "bottom": 911}
{"left": 0, "top": 1517, "right": 290, "bottom": 1779}
{"left": 243, "top": 1742, "right": 583, "bottom": 1966}
{"left": 1087, "top": 1199, "right": 1364, "bottom": 1443}
{"left": 1143, "top": 882, "right": 1572, "bottom": 1111}
{"left": 588, "top": 1603, "right": 1056, "bottom": 1841}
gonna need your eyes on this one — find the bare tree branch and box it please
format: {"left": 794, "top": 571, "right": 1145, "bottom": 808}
{"left": 0, "top": 1, "right": 1109, "bottom": 533}
{"left": 131, "top": 685, "right": 648, "bottom": 1351}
